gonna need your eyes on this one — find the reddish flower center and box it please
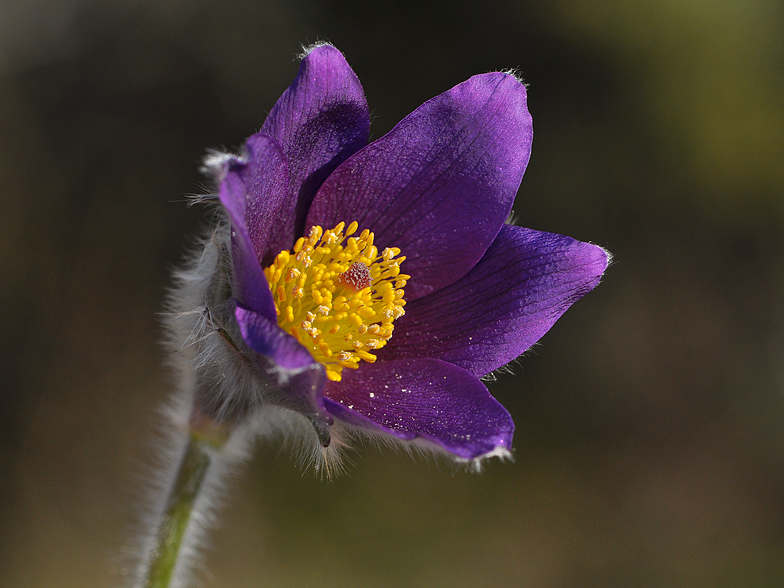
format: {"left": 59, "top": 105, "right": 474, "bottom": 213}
{"left": 337, "top": 262, "right": 372, "bottom": 292}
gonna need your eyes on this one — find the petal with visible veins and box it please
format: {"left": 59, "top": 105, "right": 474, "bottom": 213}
{"left": 307, "top": 72, "right": 532, "bottom": 300}
{"left": 323, "top": 358, "right": 514, "bottom": 459}
{"left": 385, "top": 225, "right": 608, "bottom": 376}
{"left": 262, "top": 44, "right": 369, "bottom": 250}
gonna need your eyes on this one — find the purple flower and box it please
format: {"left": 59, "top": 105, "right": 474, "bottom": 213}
{"left": 204, "top": 44, "right": 608, "bottom": 465}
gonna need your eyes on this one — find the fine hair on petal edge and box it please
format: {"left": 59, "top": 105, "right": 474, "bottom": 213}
{"left": 200, "top": 149, "right": 236, "bottom": 185}
{"left": 322, "top": 421, "right": 514, "bottom": 475}
{"left": 501, "top": 67, "right": 529, "bottom": 87}
{"left": 505, "top": 209, "right": 520, "bottom": 226}
{"left": 482, "top": 356, "right": 523, "bottom": 383}
{"left": 598, "top": 245, "right": 615, "bottom": 268}
{"left": 297, "top": 40, "right": 336, "bottom": 60}
{"left": 250, "top": 413, "right": 515, "bottom": 479}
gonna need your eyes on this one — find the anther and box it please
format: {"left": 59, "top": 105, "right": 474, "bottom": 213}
{"left": 264, "top": 222, "right": 406, "bottom": 381}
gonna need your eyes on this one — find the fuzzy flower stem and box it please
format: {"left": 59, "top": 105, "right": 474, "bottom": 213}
{"left": 142, "top": 421, "right": 227, "bottom": 588}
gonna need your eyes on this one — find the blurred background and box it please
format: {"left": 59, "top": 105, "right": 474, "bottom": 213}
{"left": 2, "top": 0, "right": 783, "bottom": 586}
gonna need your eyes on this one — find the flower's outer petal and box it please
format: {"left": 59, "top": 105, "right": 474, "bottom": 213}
{"left": 306, "top": 72, "right": 532, "bottom": 300}
{"left": 235, "top": 304, "right": 332, "bottom": 445}
{"left": 384, "top": 225, "right": 609, "bottom": 376}
{"left": 218, "top": 134, "right": 290, "bottom": 319}
{"left": 322, "top": 358, "right": 514, "bottom": 459}
{"left": 262, "top": 44, "right": 370, "bottom": 247}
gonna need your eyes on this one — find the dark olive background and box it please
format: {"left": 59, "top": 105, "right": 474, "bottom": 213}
{"left": 2, "top": 1, "right": 783, "bottom": 587}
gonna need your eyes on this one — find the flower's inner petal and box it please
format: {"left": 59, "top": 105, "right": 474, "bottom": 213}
{"left": 235, "top": 303, "right": 316, "bottom": 370}
{"left": 262, "top": 44, "right": 370, "bottom": 247}
{"left": 306, "top": 71, "right": 532, "bottom": 301}
{"left": 385, "top": 225, "right": 609, "bottom": 376}
{"left": 322, "top": 358, "right": 514, "bottom": 460}
{"left": 265, "top": 222, "right": 407, "bottom": 382}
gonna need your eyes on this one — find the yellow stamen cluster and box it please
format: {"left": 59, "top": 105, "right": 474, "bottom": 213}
{"left": 264, "top": 222, "right": 408, "bottom": 382}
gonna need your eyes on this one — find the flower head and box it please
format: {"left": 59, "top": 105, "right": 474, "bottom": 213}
{"left": 189, "top": 44, "right": 608, "bottom": 469}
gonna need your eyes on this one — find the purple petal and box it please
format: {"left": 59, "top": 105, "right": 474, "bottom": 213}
{"left": 218, "top": 134, "right": 290, "bottom": 319}
{"left": 322, "top": 358, "right": 514, "bottom": 459}
{"left": 306, "top": 72, "right": 532, "bottom": 300}
{"left": 262, "top": 44, "right": 370, "bottom": 244}
{"left": 384, "top": 225, "right": 608, "bottom": 376}
{"left": 235, "top": 303, "right": 316, "bottom": 370}
{"left": 235, "top": 304, "right": 332, "bottom": 444}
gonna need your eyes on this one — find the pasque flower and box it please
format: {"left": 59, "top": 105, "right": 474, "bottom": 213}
{"left": 138, "top": 44, "right": 609, "bottom": 588}
{"left": 188, "top": 43, "right": 608, "bottom": 467}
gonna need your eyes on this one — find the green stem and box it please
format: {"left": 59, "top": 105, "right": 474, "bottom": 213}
{"left": 143, "top": 432, "right": 215, "bottom": 588}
